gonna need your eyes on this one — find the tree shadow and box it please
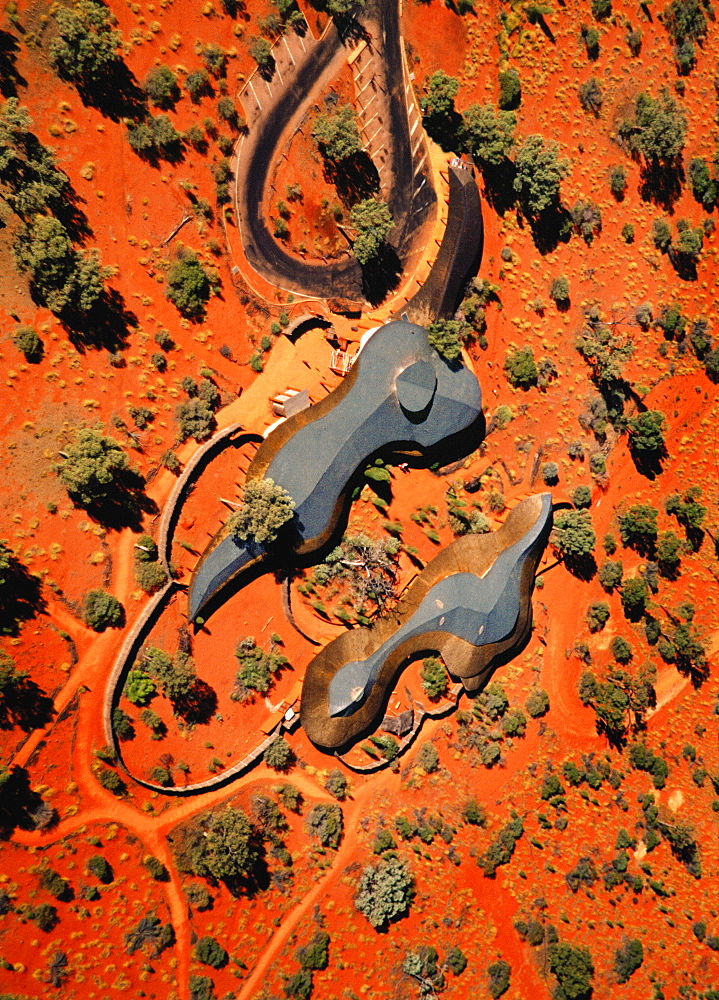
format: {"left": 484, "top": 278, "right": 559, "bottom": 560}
{"left": 323, "top": 151, "right": 380, "bottom": 207}
{"left": 479, "top": 159, "right": 517, "bottom": 217}
{"left": 0, "top": 30, "right": 26, "bottom": 97}
{"left": 422, "top": 108, "right": 464, "bottom": 154}
{"left": 630, "top": 447, "right": 665, "bottom": 480}
{"left": 174, "top": 679, "right": 218, "bottom": 726}
{"left": 0, "top": 678, "right": 55, "bottom": 732}
{"left": 361, "top": 243, "right": 403, "bottom": 306}
{"left": 74, "top": 60, "right": 148, "bottom": 122}
{"left": 562, "top": 553, "right": 597, "bottom": 581}
{"left": 71, "top": 467, "right": 157, "bottom": 533}
{"left": 0, "top": 766, "right": 58, "bottom": 840}
{"left": 0, "top": 554, "right": 46, "bottom": 637}
{"left": 527, "top": 205, "right": 573, "bottom": 255}
{"left": 639, "top": 157, "right": 685, "bottom": 212}
{"left": 62, "top": 287, "right": 139, "bottom": 354}
{"left": 668, "top": 249, "right": 699, "bottom": 282}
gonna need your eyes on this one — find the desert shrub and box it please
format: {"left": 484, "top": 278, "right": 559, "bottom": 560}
{"left": 571, "top": 199, "right": 602, "bottom": 243}
{"left": 184, "top": 882, "right": 213, "bottom": 910}
{"left": 580, "top": 24, "right": 600, "bottom": 58}
{"left": 95, "top": 766, "right": 124, "bottom": 794}
{"left": 306, "top": 804, "right": 343, "bottom": 848}
{"left": 143, "top": 855, "right": 168, "bottom": 880}
{"left": 572, "top": 485, "right": 592, "bottom": 509}
{"left": 12, "top": 325, "right": 43, "bottom": 361}
{"left": 264, "top": 736, "right": 293, "bottom": 771}
{"left": 189, "top": 975, "right": 215, "bottom": 1000}
{"left": 354, "top": 856, "right": 413, "bottom": 929}
{"left": 324, "top": 769, "right": 347, "bottom": 801}
{"left": 462, "top": 798, "right": 486, "bottom": 826}
{"left": 549, "top": 276, "right": 570, "bottom": 304}
{"left": 598, "top": 560, "right": 622, "bottom": 591}
{"left": 445, "top": 946, "right": 467, "bottom": 975}
{"left": 620, "top": 577, "right": 649, "bottom": 620}
{"left": 578, "top": 77, "right": 602, "bottom": 114}
{"left": 541, "top": 461, "right": 559, "bottom": 485}
{"left": 420, "top": 656, "right": 448, "bottom": 700}
{"left": 618, "top": 504, "right": 658, "bottom": 554}
{"left": 87, "top": 854, "right": 113, "bottom": 883}
{"left": 417, "top": 742, "right": 439, "bottom": 773}
{"left": 40, "top": 867, "right": 71, "bottom": 900}
{"left": 479, "top": 815, "right": 523, "bottom": 876}
{"left": 504, "top": 347, "right": 538, "bottom": 388}
{"left": 296, "top": 931, "right": 330, "bottom": 971}
{"left": 179, "top": 805, "right": 259, "bottom": 882}
{"left": 176, "top": 398, "right": 216, "bottom": 442}
{"left": 525, "top": 689, "right": 549, "bottom": 717}
{"left": 27, "top": 902, "right": 59, "bottom": 931}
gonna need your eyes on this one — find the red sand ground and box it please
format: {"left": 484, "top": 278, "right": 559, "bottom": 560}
{"left": 1, "top": 0, "right": 719, "bottom": 998}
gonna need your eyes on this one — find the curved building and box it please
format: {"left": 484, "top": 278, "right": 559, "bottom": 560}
{"left": 300, "top": 493, "right": 553, "bottom": 751}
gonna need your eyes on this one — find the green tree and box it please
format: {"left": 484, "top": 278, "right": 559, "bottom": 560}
{"left": 609, "top": 164, "right": 627, "bottom": 198}
{"left": 571, "top": 199, "right": 601, "bottom": 243}
{"left": 13, "top": 215, "right": 109, "bottom": 314}
{"left": 487, "top": 959, "right": 511, "bottom": 998}
{"left": 445, "top": 947, "right": 468, "bottom": 975}
{"left": 620, "top": 577, "right": 649, "bottom": 620}
{"left": 54, "top": 428, "right": 130, "bottom": 505}
{"left": 311, "top": 103, "right": 361, "bottom": 161}
{"left": 142, "top": 647, "right": 197, "bottom": 702}
{"left": 462, "top": 103, "right": 515, "bottom": 166}
{"left": 575, "top": 322, "right": 633, "bottom": 388}
{"left": 426, "top": 318, "right": 467, "bottom": 362}
{"left": 189, "top": 975, "right": 214, "bottom": 1000}
{"left": 422, "top": 69, "right": 459, "bottom": 118}
{"left": 627, "top": 410, "right": 665, "bottom": 457}
{"left": 0, "top": 651, "right": 27, "bottom": 702}
{"left": 125, "top": 668, "right": 156, "bottom": 706}
{"left": 166, "top": 254, "right": 214, "bottom": 319}
{"left": 504, "top": 346, "right": 538, "bottom": 388}
{"left": 586, "top": 601, "right": 609, "bottom": 632}
{"left": 619, "top": 89, "right": 687, "bottom": 162}
{"left": 618, "top": 504, "right": 658, "bottom": 553}
{"left": 83, "top": 589, "right": 124, "bottom": 631}
{"left": 498, "top": 69, "right": 521, "bottom": 110}
{"left": 194, "top": 936, "right": 228, "bottom": 969}
{"left": 420, "top": 655, "right": 448, "bottom": 699}
{"left": 296, "top": 931, "right": 330, "bottom": 971}
{"left": 614, "top": 938, "right": 643, "bottom": 983}
{"left": 548, "top": 943, "right": 594, "bottom": 1000}
{"left": 145, "top": 65, "right": 179, "bottom": 107}
{"left": 580, "top": 24, "right": 600, "bottom": 59}
{"left": 552, "top": 510, "right": 595, "bottom": 560}
{"left": 355, "top": 856, "right": 413, "bottom": 929}
{"left": 404, "top": 946, "right": 445, "bottom": 994}
{"left": 657, "top": 530, "right": 681, "bottom": 577}
{"left": 688, "top": 157, "right": 716, "bottom": 209}
{"left": 49, "top": 0, "right": 122, "bottom": 83}
{"left": 227, "top": 478, "right": 296, "bottom": 546}
{"left": 188, "top": 806, "right": 258, "bottom": 881}
{"left": 661, "top": 0, "right": 711, "bottom": 72}
{"left": 349, "top": 198, "right": 394, "bottom": 265}
{"left": 249, "top": 36, "right": 272, "bottom": 69}
{"left": 87, "top": 854, "right": 113, "bottom": 883}
{"left": 513, "top": 135, "right": 570, "bottom": 215}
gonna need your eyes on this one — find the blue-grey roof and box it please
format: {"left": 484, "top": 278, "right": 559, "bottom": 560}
{"left": 188, "top": 319, "right": 482, "bottom": 620}
{"left": 327, "top": 493, "right": 553, "bottom": 717}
